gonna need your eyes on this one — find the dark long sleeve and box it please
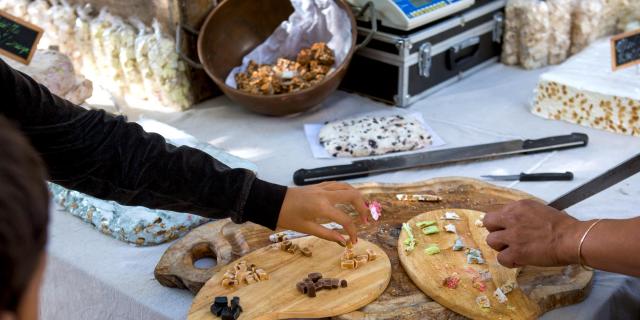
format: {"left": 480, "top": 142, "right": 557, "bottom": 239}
{"left": 0, "top": 59, "right": 287, "bottom": 229}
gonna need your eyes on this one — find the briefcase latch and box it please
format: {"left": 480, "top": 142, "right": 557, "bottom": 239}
{"left": 493, "top": 12, "right": 504, "bottom": 43}
{"left": 418, "top": 42, "right": 432, "bottom": 78}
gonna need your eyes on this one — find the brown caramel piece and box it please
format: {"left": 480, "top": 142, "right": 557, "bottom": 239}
{"left": 296, "top": 48, "right": 312, "bottom": 66}
{"left": 346, "top": 241, "right": 353, "bottom": 249}
{"left": 279, "top": 241, "right": 290, "bottom": 251}
{"left": 235, "top": 261, "right": 247, "bottom": 273}
{"left": 287, "top": 244, "right": 298, "bottom": 254}
{"left": 236, "top": 271, "right": 248, "bottom": 284}
{"left": 340, "top": 279, "right": 348, "bottom": 288}
{"left": 366, "top": 249, "right": 377, "bottom": 261}
{"left": 310, "top": 42, "right": 335, "bottom": 66}
{"left": 331, "top": 278, "right": 340, "bottom": 289}
{"left": 341, "top": 259, "right": 356, "bottom": 270}
{"left": 342, "top": 249, "right": 355, "bottom": 261}
{"left": 221, "top": 278, "right": 236, "bottom": 288}
{"left": 256, "top": 269, "right": 269, "bottom": 281}
{"left": 301, "top": 247, "right": 312, "bottom": 257}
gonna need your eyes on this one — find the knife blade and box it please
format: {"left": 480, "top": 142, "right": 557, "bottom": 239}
{"left": 482, "top": 172, "right": 574, "bottom": 181}
{"left": 294, "top": 133, "right": 588, "bottom": 185}
{"left": 548, "top": 153, "right": 640, "bottom": 210}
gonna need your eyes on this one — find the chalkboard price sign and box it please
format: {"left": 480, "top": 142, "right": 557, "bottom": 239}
{"left": 611, "top": 29, "right": 640, "bottom": 71}
{"left": 0, "top": 10, "right": 43, "bottom": 64}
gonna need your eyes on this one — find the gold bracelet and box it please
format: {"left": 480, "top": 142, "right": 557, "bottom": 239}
{"left": 578, "top": 219, "right": 603, "bottom": 271}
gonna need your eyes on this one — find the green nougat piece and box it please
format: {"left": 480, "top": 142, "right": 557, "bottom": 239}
{"left": 402, "top": 223, "right": 417, "bottom": 252}
{"left": 422, "top": 225, "right": 440, "bottom": 235}
{"left": 416, "top": 220, "right": 436, "bottom": 228}
{"left": 425, "top": 244, "right": 441, "bottom": 255}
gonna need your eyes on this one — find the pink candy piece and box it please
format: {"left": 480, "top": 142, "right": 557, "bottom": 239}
{"left": 367, "top": 201, "right": 382, "bottom": 221}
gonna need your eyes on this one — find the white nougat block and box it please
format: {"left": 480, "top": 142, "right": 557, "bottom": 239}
{"left": 531, "top": 39, "right": 640, "bottom": 136}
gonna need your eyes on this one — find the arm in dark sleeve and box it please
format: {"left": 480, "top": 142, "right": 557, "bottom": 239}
{"left": 0, "top": 59, "right": 286, "bottom": 229}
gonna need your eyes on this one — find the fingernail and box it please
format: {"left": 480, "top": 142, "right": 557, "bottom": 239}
{"left": 337, "top": 240, "right": 346, "bottom": 247}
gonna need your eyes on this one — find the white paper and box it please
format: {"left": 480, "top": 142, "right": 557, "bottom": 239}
{"left": 304, "top": 112, "right": 446, "bottom": 159}
{"left": 225, "top": 0, "right": 352, "bottom": 87}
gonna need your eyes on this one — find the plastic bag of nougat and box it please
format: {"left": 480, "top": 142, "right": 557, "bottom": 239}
{"left": 147, "top": 20, "right": 193, "bottom": 111}
{"left": 134, "top": 21, "right": 160, "bottom": 102}
{"left": 26, "top": 0, "right": 52, "bottom": 49}
{"left": 101, "top": 15, "right": 130, "bottom": 93}
{"left": 547, "top": 0, "right": 574, "bottom": 65}
{"left": 598, "top": 0, "right": 627, "bottom": 37}
{"left": 90, "top": 8, "right": 114, "bottom": 84}
{"left": 501, "top": 0, "right": 525, "bottom": 66}
{"left": 618, "top": 0, "right": 640, "bottom": 32}
{"left": 6, "top": 0, "right": 29, "bottom": 17}
{"left": 74, "top": 4, "right": 95, "bottom": 77}
{"left": 119, "top": 18, "right": 145, "bottom": 99}
{"left": 570, "top": 0, "right": 604, "bottom": 55}
{"left": 518, "top": 0, "right": 550, "bottom": 69}
{"left": 50, "top": 0, "right": 77, "bottom": 58}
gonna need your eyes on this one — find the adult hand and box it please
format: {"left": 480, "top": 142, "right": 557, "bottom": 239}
{"left": 483, "top": 199, "right": 585, "bottom": 268}
{"left": 277, "top": 182, "right": 370, "bottom": 246}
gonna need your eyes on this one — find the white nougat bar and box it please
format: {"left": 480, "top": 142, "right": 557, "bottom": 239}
{"left": 531, "top": 39, "right": 640, "bottom": 136}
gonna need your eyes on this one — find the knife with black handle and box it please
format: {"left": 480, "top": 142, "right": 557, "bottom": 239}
{"left": 293, "top": 133, "right": 588, "bottom": 186}
{"left": 482, "top": 172, "right": 574, "bottom": 181}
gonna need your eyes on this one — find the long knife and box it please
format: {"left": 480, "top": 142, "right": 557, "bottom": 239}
{"left": 294, "top": 133, "right": 589, "bottom": 185}
{"left": 548, "top": 152, "right": 640, "bottom": 210}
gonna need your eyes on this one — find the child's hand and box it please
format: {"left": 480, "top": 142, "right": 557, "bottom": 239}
{"left": 277, "top": 182, "right": 370, "bottom": 246}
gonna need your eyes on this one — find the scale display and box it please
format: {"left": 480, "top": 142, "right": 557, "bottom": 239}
{"left": 348, "top": 0, "right": 475, "bottom": 30}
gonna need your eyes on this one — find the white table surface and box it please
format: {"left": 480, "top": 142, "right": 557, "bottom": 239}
{"left": 40, "top": 63, "right": 640, "bottom": 320}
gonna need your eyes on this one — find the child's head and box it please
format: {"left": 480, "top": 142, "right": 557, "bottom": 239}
{"left": 0, "top": 116, "right": 49, "bottom": 320}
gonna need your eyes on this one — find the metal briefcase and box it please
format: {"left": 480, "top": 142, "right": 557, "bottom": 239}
{"left": 341, "top": 0, "right": 506, "bottom": 107}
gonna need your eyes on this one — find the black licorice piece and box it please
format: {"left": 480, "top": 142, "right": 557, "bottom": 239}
{"left": 309, "top": 272, "right": 323, "bottom": 283}
{"left": 221, "top": 307, "right": 234, "bottom": 320}
{"left": 211, "top": 296, "right": 229, "bottom": 316}
{"left": 340, "top": 279, "right": 348, "bottom": 288}
{"left": 210, "top": 304, "right": 223, "bottom": 317}
{"left": 231, "top": 296, "right": 242, "bottom": 313}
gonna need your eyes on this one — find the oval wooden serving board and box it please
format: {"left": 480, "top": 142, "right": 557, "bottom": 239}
{"left": 156, "top": 178, "right": 593, "bottom": 319}
{"left": 188, "top": 236, "right": 392, "bottom": 320}
{"left": 398, "top": 209, "right": 540, "bottom": 320}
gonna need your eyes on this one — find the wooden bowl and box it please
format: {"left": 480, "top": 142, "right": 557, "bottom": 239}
{"left": 197, "top": 0, "right": 357, "bottom": 116}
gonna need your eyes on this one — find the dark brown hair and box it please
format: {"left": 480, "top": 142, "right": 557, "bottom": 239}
{"left": 0, "top": 116, "right": 49, "bottom": 311}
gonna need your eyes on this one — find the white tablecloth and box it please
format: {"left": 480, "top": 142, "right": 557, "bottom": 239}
{"left": 41, "top": 64, "right": 640, "bottom": 319}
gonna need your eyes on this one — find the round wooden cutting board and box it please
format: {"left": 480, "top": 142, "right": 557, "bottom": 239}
{"left": 188, "top": 236, "right": 392, "bottom": 320}
{"left": 399, "top": 209, "right": 542, "bottom": 320}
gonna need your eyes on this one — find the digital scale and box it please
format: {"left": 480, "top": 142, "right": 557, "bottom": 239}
{"left": 347, "top": 0, "right": 476, "bottom": 31}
